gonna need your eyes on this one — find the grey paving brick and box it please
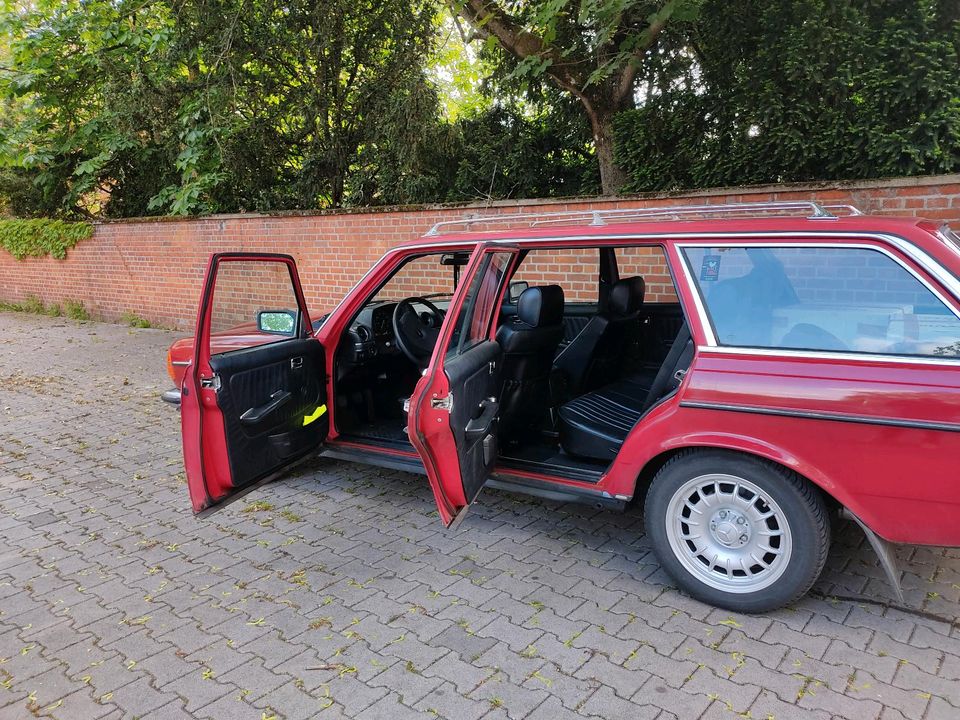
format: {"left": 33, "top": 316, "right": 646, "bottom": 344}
{"left": 359, "top": 691, "right": 434, "bottom": 720}
{"left": 574, "top": 653, "right": 650, "bottom": 699}
{"left": 108, "top": 676, "right": 182, "bottom": 716}
{"left": 421, "top": 652, "right": 494, "bottom": 695}
{"left": 368, "top": 660, "right": 444, "bottom": 705}
{"left": 414, "top": 680, "right": 491, "bottom": 720}
{"left": 470, "top": 672, "right": 550, "bottom": 720}
{"left": 580, "top": 685, "right": 660, "bottom": 720}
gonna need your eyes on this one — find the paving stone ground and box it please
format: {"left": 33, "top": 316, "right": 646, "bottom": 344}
{"left": 1, "top": 311, "right": 959, "bottom": 720}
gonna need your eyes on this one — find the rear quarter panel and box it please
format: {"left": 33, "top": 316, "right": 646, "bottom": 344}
{"left": 609, "top": 232, "right": 960, "bottom": 547}
{"left": 678, "top": 352, "right": 960, "bottom": 546}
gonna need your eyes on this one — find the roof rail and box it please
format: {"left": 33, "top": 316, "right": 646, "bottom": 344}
{"left": 425, "top": 200, "right": 862, "bottom": 236}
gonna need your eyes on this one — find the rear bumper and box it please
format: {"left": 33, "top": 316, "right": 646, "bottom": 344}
{"left": 161, "top": 388, "right": 182, "bottom": 405}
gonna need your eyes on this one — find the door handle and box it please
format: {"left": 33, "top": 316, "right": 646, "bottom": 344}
{"left": 240, "top": 390, "right": 291, "bottom": 425}
{"left": 290, "top": 357, "right": 303, "bottom": 370}
{"left": 464, "top": 398, "right": 498, "bottom": 441}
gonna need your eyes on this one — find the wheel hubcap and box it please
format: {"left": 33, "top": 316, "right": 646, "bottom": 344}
{"left": 664, "top": 473, "right": 793, "bottom": 594}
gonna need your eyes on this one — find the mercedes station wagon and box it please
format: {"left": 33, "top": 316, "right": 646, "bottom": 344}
{"left": 173, "top": 201, "right": 960, "bottom": 612}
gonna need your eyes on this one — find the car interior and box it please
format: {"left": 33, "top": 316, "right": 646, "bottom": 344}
{"left": 333, "top": 245, "right": 691, "bottom": 480}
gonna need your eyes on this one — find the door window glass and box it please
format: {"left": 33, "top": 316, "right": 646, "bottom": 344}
{"left": 510, "top": 248, "right": 598, "bottom": 303}
{"left": 683, "top": 246, "right": 960, "bottom": 358}
{"left": 209, "top": 260, "right": 301, "bottom": 353}
{"left": 447, "top": 251, "right": 513, "bottom": 356}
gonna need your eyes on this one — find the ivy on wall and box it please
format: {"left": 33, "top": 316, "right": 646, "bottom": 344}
{"left": 0, "top": 219, "right": 93, "bottom": 260}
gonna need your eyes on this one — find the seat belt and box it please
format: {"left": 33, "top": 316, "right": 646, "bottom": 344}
{"left": 639, "top": 323, "right": 692, "bottom": 415}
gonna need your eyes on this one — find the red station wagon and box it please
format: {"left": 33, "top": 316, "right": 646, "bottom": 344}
{"left": 171, "top": 201, "right": 960, "bottom": 612}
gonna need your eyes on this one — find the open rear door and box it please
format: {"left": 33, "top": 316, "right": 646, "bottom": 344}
{"left": 181, "top": 253, "right": 328, "bottom": 514}
{"left": 409, "top": 245, "right": 517, "bottom": 527}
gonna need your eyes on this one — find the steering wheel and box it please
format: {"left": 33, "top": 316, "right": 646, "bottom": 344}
{"left": 392, "top": 297, "right": 444, "bottom": 367}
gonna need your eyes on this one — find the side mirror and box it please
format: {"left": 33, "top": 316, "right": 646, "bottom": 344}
{"left": 257, "top": 310, "right": 297, "bottom": 336}
{"left": 507, "top": 281, "right": 529, "bottom": 303}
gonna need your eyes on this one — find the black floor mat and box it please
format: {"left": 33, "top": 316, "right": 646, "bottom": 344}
{"left": 499, "top": 441, "right": 608, "bottom": 481}
{"left": 347, "top": 418, "right": 410, "bottom": 445}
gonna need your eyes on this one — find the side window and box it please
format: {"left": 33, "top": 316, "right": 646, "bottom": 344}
{"left": 209, "top": 260, "right": 302, "bottom": 352}
{"left": 683, "top": 246, "right": 960, "bottom": 358}
{"left": 614, "top": 245, "right": 679, "bottom": 302}
{"left": 447, "top": 251, "right": 513, "bottom": 356}
{"left": 511, "top": 248, "right": 598, "bottom": 304}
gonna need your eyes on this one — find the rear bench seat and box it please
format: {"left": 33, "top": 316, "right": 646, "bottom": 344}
{"left": 557, "top": 324, "right": 692, "bottom": 462}
{"left": 557, "top": 373, "right": 655, "bottom": 461}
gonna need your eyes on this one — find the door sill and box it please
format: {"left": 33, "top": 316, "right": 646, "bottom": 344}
{"left": 322, "top": 439, "right": 425, "bottom": 475}
{"left": 487, "top": 472, "right": 625, "bottom": 511}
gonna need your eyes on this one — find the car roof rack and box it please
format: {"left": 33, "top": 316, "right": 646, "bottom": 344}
{"left": 425, "top": 201, "right": 864, "bottom": 236}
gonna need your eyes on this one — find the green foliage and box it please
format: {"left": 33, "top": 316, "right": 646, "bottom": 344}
{"left": 615, "top": 0, "right": 960, "bottom": 192}
{"left": 0, "top": 294, "right": 87, "bottom": 319}
{"left": 442, "top": 104, "right": 600, "bottom": 200}
{"left": 122, "top": 312, "right": 152, "bottom": 328}
{"left": 1, "top": 0, "right": 957, "bottom": 215}
{"left": 0, "top": 218, "right": 93, "bottom": 259}
{"left": 0, "top": 0, "right": 445, "bottom": 216}
{"left": 63, "top": 300, "right": 90, "bottom": 321}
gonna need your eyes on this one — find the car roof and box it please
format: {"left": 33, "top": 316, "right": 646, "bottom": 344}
{"left": 397, "top": 214, "right": 941, "bottom": 251}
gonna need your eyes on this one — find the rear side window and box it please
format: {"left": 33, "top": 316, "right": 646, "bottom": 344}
{"left": 683, "top": 246, "right": 960, "bottom": 358}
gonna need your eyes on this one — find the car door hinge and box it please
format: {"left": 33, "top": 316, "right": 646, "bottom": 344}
{"left": 200, "top": 375, "right": 221, "bottom": 391}
{"left": 431, "top": 393, "right": 453, "bottom": 412}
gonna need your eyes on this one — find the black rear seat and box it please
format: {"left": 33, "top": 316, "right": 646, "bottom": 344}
{"left": 558, "top": 324, "right": 692, "bottom": 462}
{"left": 557, "top": 373, "right": 655, "bottom": 461}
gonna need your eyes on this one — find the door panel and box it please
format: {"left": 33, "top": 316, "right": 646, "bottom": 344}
{"left": 444, "top": 341, "right": 501, "bottom": 503}
{"left": 210, "top": 338, "right": 326, "bottom": 488}
{"left": 410, "top": 246, "right": 517, "bottom": 526}
{"left": 182, "top": 253, "right": 326, "bottom": 514}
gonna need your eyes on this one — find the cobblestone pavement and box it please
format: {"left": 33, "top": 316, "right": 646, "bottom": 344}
{"left": 1, "top": 312, "right": 959, "bottom": 720}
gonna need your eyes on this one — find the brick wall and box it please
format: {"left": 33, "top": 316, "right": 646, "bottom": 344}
{"left": 1, "top": 174, "right": 958, "bottom": 331}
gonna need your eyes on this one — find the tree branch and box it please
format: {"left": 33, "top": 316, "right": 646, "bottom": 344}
{"left": 613, "top": 10, "right": 671, "bottom": 106}
{"left": 454, "top": 0, "right": 587, "bottom": 99}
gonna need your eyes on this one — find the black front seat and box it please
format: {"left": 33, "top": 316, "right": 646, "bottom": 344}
{"left": 553, "top": 276, "right": 646, "bottom": 396}
{"left": 495, "top": 285, "right": 565, "bottom": 436}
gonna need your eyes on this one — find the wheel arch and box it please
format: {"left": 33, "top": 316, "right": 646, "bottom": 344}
{"left": 633, "top": 439, "right": 854, "bottom": 525}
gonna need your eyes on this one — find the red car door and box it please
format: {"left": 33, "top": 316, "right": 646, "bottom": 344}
{"left": 181, "top": 253, "right": 328, "bottom": 514}
{"left": 409, "top": 244, "right": 518, "bottom": 527}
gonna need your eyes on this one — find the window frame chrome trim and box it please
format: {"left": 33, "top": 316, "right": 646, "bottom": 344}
{"left": 676, "top": 239, "right": 960, "bottom": 363}
{"left": 696, "top": 344, "right": 960, "bottom": 367}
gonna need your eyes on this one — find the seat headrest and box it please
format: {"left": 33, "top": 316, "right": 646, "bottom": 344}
{"left": 517, "top": 285, "right": 564, "bottom": 327}
{"left": 609, "top": 276, "right": 645, "bottom": 316}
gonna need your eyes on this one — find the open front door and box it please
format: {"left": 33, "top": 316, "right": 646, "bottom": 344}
{"left": 409, "top": 245, "right": 517, "bottom": 527}
{"left": 182, "top": 253, "right": 328, "bottom": 514}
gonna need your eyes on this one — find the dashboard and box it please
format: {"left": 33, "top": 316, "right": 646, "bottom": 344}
{"left": 345, "top": 297, "right": 451, "bottom": 363}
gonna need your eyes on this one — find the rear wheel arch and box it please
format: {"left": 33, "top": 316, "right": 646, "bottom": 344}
{"left": 634, "top": 443, "right": 843, "bottom": 516}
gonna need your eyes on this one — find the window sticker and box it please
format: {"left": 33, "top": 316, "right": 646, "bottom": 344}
{"left": 700, "top": 254, "right": 721, "bottom": 282}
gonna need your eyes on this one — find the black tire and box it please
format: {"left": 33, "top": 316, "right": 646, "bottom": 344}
{"left": 644, "top": 449, "right": 830, "bottom": 613}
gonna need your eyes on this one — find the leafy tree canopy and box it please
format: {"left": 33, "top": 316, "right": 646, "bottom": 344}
{"left": 615, "top": 0, "right": 960, "bottom": 191}
{"left": 0, "top": 0, "right": 958, "bottom": 218}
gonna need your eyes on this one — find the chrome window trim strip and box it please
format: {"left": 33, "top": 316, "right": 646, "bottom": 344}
{"left": 679, "top": 400, "right": 960, "bottom": 433}
{"left": 675, "top": 238, "right": 960, "bottom": 360}
{"left": 697, "top": 344, "right": 960, "bottom": 367}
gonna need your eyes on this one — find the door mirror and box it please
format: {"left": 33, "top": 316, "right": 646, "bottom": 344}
{"left": 507, "top": 281, "right": 529, "bottom": 303}
{"left": 257, "top": 310, "right": 297, "bottom": 335}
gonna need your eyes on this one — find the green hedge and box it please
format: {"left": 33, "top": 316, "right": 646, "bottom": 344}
{"left": 0, "top": 218, "right": 93, "bottom": 260}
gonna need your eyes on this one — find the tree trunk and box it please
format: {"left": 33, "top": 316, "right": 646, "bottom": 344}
{"left": 589, "top": 108, "right": 628, "bottom": 196}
